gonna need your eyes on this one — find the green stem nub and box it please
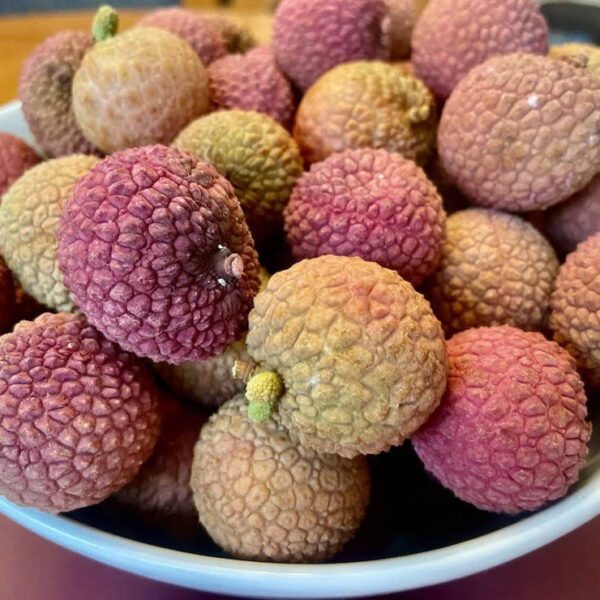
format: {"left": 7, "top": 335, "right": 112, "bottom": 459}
{"left": 245, "top": 370, "right": 283, "bottom": 423}
{"left": 92, "top": 5, "right": 119, "bottom": 42}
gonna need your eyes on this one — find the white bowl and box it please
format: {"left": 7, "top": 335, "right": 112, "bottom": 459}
{"left": 1, "top": 99, "right": 600, "bottom": 598}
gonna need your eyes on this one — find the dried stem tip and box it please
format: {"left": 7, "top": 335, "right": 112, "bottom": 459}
{"left": 93, "top": 5, "right": 119, "bottom": 43}
{"left": 232, "top": 360, "right": 258, "bottom": 383}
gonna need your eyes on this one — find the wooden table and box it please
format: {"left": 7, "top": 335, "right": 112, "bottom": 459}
{"left": 0, "top": 8, "right": 272, "bottom": 105}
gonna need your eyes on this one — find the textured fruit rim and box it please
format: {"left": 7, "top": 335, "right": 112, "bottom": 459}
{"left": 2, "top": 97, "right": 600, "bottom": 596}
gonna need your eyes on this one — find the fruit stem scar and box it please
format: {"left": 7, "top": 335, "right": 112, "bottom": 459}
{"left": 92, "top": 5, "right": 119, "bottom": 43}
{"left": 407, "top": 104, "right": 430, "bottom": 124}
{"left": 214, "top": 246, "right": 244, "bottom": 282}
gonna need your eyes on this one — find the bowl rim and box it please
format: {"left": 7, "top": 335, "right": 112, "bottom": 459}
{"left": 2, "top": 98, "right": 600, "bottom": 598}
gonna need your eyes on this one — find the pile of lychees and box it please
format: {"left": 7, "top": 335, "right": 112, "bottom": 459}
{"left": 0, "top": 0, "right": 598, "bottom": 564}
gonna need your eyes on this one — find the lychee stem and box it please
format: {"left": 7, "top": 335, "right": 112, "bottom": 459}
{"left": 232, "top": 359, "right": 258, "bottom": 383}
{"left": 245, "top": 370, "right": 284, "bottom": 423}
{"left": 214, "top": 247, "right": 244, "bottom": 282}
{"left": 92, "top": 5, "right": 119, "bottom": 43}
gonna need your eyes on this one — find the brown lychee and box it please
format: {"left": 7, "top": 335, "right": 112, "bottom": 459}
{"left": 173, "top": 110, "right": 303, "bottom": 245}
{"left": 137, "top": 8, "right": 226, "bottom": 66}
{"left": 190, "top": 395, "right": 371, "bottom": 562}
{"left": 72, "top": 15, "right": 209, "bottom": 153}
{"left": 114, "top": 398, "right": 206, "bottom": 522}
{"left": 0, "top": 312, "right": 161, "bottom": 513}
{"left": 428, "top": 208, "right": 559, "bottom": 336}
{"left": 0, "top": 154, "right": 100, "bottom": 312}
{"left": 545, "top": 173, "right": 600, "bottom": 255}
{"left": 240, "top": 255, "right": 448, "bottom": 458}
{"left": 208, "top": 46, "right": 296, "bottom": 129}
{"left": 294, "top": 61, "right": 437, "bottom": 166}
{"left": 438, "top": 53, "right": 600, "bottom": 212}
{"left": 0, "top": 133, "right": 40, "bottom": 198}
{"left": 412, "top": 0, "right": 548, "bottom": 100}
{"left": 18, "top": 30, "right": 99, "bottom": 158}
{"left": 550, "top": 232, "right": 600, "bottom": 387}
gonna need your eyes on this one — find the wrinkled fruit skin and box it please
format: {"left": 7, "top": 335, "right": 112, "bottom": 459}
{"left": 0, "top": 155, "right": 100, "bottom": 312}
{"left": 173, "top": 111, "right": 303, "bottom": 245}
{"left": 429, "top": 209, "right": 559, "bottom": 336}
{"left": 137, "top": 8, "right": 226, "bottom": 66}
{"left": 0, "top": 312, "right": 161, "bottom": 513}
{"left": 57, "top": 145, "right": 260, "bottom": 364}
{"left": 0, "top": 133, "right": 40, "bottom": 197}
{"left": 545, "top": 173, "right": 600, "bottom": 255}
{"left": 412, "top": 326, "right": 591, "bottom": 514}
{"left": 72, "top": 28, "right": 209, "bottom": 153}
{"left": 284, "top": 148, "right": 446, "bottom": 286}
{"left": 247, "top": 255, "right": 448, "bottom": 458}
{"left": 385, "top": 0, "right": 416, "bottom": 60}
{"left": 273, "top": 0, "right": 387, "bottom": 91}
{"left": 0, "top": 257, "right": 16, "bottom": 334}
{"left": 438, "top": 53, "right": 600, "bottom": 212}
{"left": 208, "top": 46, "right": 296, "bottom": 129}
{"left": 115, "top": 398, "right": 206, "bottom": 521}
{"left": 18, "top": 31, "right": 99, "bottom": 158}
{"left": 549, "top": 43, "right": 600, "bottom": 81}
{"left": 205, "top": 15, "right": 256, "bottom": 54}
{"left": 191, "top": 395, "right": 371, "bottom": 562}
{"left": 550, "top": 232, "right": 600, "bottom": 387}
{"left": 155, "top": 338, "right": 251, "bottom": 410}
{"left": 295, "top": 61, "right": 437, "bottom": 166}
{"left": 412, "top": 0, "right": 548, "bottom": 100}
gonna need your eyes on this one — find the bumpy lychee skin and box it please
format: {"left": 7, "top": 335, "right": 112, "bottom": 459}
{"left": 294, "top": 61, "right": 437, "bottom": 166}
{"left": 284, "top": 148, "right": 446, "bottom": 286}
{"left": 18, "top": 31, "right": 99, "bottom": 158}
{"left": 205, "top": 15, "right": 256, "bottom": 54}
{"left": 273, "top": 0, "right": 387, "bottom": 91}
{"left": 0, "top": 155, "right": 100, "bottom": 312}
{"left": 115, "top": 399, "right": 206, "bottom": 521}
{"left": 246, "top": 255, "right": 448, "bottom": 458}
{"left": 57, "top": 145, "right": 261, "bottom": 365}
{"left": 173, "top": 111, "right": 303, "bottom": 245}
{"left": 412, "top": 326, "right": 591, "bottom": 514}
{"left": 137, "top": 8, "right": 226, "bottom": 66}
{"left": 385, "top": 0, "right": 416, "bottom": 60}
{"left": 429, "top": 209, "right": 559, "bottom": 336}
{"left": 550, "top": 43, "right": 600, "bottom": 81}
{"left": 545, "top": 174, "right": 600, "bottom": 255}
{"left": 208, "top": 46, "right": 296, "bottom": 129}
{"left": 0, "top": 312, "right": 161, "bottom": 513}
{"left": 155, "top": 338, "right": 251, "bottom": 410}
{"left": 438, "top": 53, "right": 600, "bottom": 212}
{"left": 0, "top": 133, "right": 40, "bottom": 198}
{"left": 412, "top": 0, "right": 548, "bottom": 100}
{"left": 191, "top": 395, "right": 371, "bottom": 562}
{"left": 72, "top": 27, "right": 209, "bottom": 153}
{"left": 0, "top": 257, "right": 16, "bottom": 334}
{"left": 550, "top": 233, "right": 600, "bottom": 387}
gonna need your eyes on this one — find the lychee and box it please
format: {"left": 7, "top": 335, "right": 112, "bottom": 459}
{"left": 72, "top": 8, "right": 210, "bottom": 153}
{"left": 208, "top": 46, "right": 296, "bottom": 129}
{"left": 190, "top": 395, "right": 371, "bottom": 562}
{"left": 284, "top": 148, "right": 446, "bottom": 286}
{"left": 412, "top": 0, "right": 548, "bottom": 99}
{"left": 294, "top": 61, "right": 437, "bottom": 166}
{"left": 550, "top": 232, "right": 600, "bottom": 387}
{"left": 0, "top": 133, "right": 40, "bottom": 198}
{"left": 57, "top": 145, "right": 260, "bottom": 365}
{"left": 549, "top": 43, "right": 600, "bottom": 81}
{"left": 412, "top": 326, "right": 591, "bottom": 514}
{"left": 0, "top": 154, "right": 100, "bottom": 312}
{"left": 428, "top": 209, "right": 559, "bottom": 336}
{"left": 239, "top": 255, "right": 448, "bottom": 458}
{"left": 438, "top": 53, "right": 600, "bottom": 212}
{"left": 545, "top": 173, "right": 600, "bottom": 255}
{"left": 137, "top": 8, "right": 226, "bottom": 66}
{"left": 18, "top": 30, "right": 99, "bottom": 158}
{"left": 0, "top": 312, "right": 161, "bottom": 513}
{"left": 273, "top": 0, "right": 387, "bottom": 91}
{"left": 114, "top": 398, "right": 206, "bottom": 523}
{"left": 173, "top": 110, "right": 303, "bottom": 245}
